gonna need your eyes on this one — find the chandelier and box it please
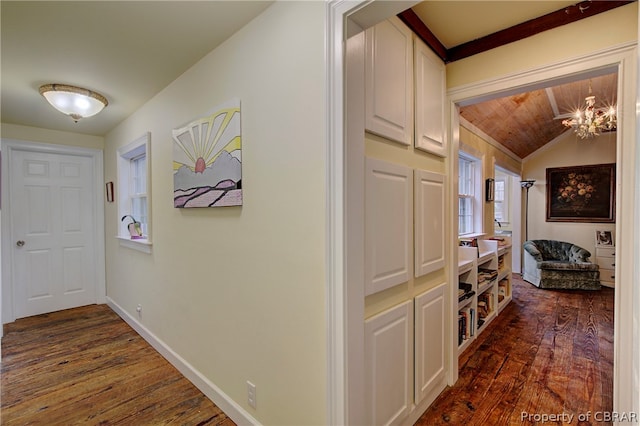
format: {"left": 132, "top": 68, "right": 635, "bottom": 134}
{"left": 562, "top": 81, "right": 616, "bottom": 139}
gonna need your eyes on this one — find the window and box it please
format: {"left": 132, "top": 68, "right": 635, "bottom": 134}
{"left": 458, "top": 152, "right": 482, "bottom": 235}
{"left": 117, "top": 133, "right": 151, "bottom": 253}
{"left": 494, "top": 169, "right": 511, "bottom": 226}
{"left": 494, "top": 179, "right": 505, "bottom": 221}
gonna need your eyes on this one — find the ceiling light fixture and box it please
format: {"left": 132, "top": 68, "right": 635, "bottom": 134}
{"left": 39, "top": 84, "right": 108, "bottom": 122}
{"left": 562, "top": 81, "right": 616, "bottom": 139}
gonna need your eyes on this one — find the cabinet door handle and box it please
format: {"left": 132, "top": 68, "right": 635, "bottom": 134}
{"left": 16, "top": 240, "right": 25, "bottom": 247}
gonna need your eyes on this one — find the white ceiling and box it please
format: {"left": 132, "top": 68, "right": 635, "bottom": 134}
{"left": 0, "top": 1, "right": 609, "bottom": 138}
{"left": 1, "top": 1, "right": 273, "bottom": 136}
{"left": 411, "top": 1, "right": 577, "bottom": 48}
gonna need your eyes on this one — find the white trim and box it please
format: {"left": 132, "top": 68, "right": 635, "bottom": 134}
{"left": 327, "top": 2, "right": 421, "bottom": 424}
{"left": 448, "top": 42, "right": 638, "bottom": 418}
{"left": 106, "top": 297, "right": 259, "bottom": 426}
{"left": 116, "top": 236, "right": 152, "bottom": 254}
{"left": 326, "top": 3, "right": 350, "bottom": 424}
{"left": 449, "top": 42, "right": 633, "bottom": 104}
{"left": 0, "top": 139, "right": 106, "bottom": 324}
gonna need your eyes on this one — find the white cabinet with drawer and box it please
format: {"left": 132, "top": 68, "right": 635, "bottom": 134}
{"left": 595, "top": 245, "right": 615, "bottom": 287}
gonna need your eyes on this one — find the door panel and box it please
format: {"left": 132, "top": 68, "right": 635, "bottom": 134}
{"left": 12, "top": 150, "right": 96, "bottom": 319}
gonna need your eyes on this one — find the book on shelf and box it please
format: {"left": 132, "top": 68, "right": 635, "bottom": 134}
{"left": 498, "top": 279, "right": 508, "bottom": 302}
{"left": 477, "top": 292, "right": 494, "bottom": 319}
{"left": 458, "top": 306, "right": 475, "bottom": 344}
{"left": 458, "top": 282, "right": 475, "bottom": 302}
{"left": 477, "top": 269, "right": 498, "bottom": 288}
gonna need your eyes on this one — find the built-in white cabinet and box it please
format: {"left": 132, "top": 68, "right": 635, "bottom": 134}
{"left": 365, "top": 16, "right": 413, "bottom": 146}
{"left": 595, "top": 244, "right": 615, "bottom": 287}
{"left": 365, "top": 17, "right": 447, "bottom": 157}
{"left": 414, "top": 170, "right": 445, "bottom": 278}
{"left": 365, "top": 300, "right": 414, "bottom": 426}
{"left": 414, "top": 36, "right": 446, "bottom": 156}
{"left": 365, "top": 158, "right": 412, "bottom": 296}
{"left": 414, "top": 283, "right": 447, "bottom": 407}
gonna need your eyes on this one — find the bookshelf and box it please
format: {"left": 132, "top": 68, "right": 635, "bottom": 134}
{"left": 457, "top": 246, "right": 477, "bottom": 354}
{"left": 457, "top": 237, "right": 512, "bottom": 355}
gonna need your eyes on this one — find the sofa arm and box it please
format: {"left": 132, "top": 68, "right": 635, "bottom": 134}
{"left": 570, "top": 245, "right": 592, "bottom": 263}
{"left": 523, "top": 241, "right": 543, "bottom": 261}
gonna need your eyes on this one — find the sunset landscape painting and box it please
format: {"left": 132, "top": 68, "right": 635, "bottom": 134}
{"left": 172, "top": 99, "right": 242, "bottom": 208}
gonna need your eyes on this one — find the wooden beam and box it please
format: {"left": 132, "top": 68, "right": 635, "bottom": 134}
{"left": 397, "top": 9, "right": 447, "bottom": 62}
{"left": 447, "top": 1, "right": 635, "bottom": 62}
{"left": 399, "top": 1, "right": 635, "bottom": 63}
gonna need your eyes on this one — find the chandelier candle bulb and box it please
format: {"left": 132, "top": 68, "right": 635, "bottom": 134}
{"left": 562, "top": 80, "right": 617, "bottom": 139}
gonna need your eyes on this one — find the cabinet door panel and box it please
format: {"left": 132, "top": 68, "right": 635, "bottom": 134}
{"left": 414, "top": 37, "right": 446, "bottom": 156}
{"left": 365, "top": 158, "right": 412, "bottom": 296}
{"left": 365, "top": 17, "right": 413, "bottom": 145}
{"left": 365, "top": 300, "right": 413, "bottom": 426}
{"left": 415, "top": 170, "right": 445, "bottom": 277}
{"left": 415, "top": 283, "right": 447, "bottom": 405}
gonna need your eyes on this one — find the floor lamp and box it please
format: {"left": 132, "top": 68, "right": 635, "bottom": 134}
{"left": 520, "top": 179, "right": 535, "bottom": 241}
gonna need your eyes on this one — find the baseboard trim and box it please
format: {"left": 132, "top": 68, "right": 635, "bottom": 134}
{"left": 106, "top": 297, "right": 259, "bottom": 426}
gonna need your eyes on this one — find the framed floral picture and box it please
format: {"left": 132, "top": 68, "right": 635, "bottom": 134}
{"left": 546, "top": 163, "right": 615, "bottom": 223}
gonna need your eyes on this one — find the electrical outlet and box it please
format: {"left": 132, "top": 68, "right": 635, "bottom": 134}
{"left": 247, "top": 381, "right": 256, "bottom": 409}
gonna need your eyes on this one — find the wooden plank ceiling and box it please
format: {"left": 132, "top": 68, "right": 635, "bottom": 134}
{"left": 459, "top": 73, "right": 618, "bottom": 159}
{"left": 399, "top": 1, "right": 628, "bottom": 159}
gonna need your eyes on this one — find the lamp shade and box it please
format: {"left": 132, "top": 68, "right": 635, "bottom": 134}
{"left": 39, "top": 84, "right": 108, "bottom": 121}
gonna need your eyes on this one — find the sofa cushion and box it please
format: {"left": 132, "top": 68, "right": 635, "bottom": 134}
{"left": 539, "top": 260, "right": 599, "bottom": 271}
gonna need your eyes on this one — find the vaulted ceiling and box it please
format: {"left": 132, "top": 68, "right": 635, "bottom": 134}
{"left": 458, "top": 72, "right": 618, "bottom": 159}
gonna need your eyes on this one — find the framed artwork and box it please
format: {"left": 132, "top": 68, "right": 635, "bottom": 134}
{"left": 172, "top": 98, "right": 242, "bottom": 208}
{"left": 546, "top": 163, "right": 615, "bottom": 223}
{"left": 485, "top": 178, "right": 495, "bottom": 202}
{"left": 595, "top": 230, "right": 614, "bottom": 246}
{"left": 105, "top": 181, "right": 114, "bottom": 203}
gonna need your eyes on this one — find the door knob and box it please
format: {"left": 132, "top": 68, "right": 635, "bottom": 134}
{"left": 16, "top": 240, "right": 25, "bottom": 247}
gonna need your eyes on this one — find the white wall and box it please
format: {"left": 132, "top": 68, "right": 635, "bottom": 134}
{"left": 1, "top": 123, "right": 104, "bottom": 150}
{"left": 103, "top": 2, "right": 327, "bottom": 425}
{"left": 523, "top": 131, "right": 616, "bottom": 259}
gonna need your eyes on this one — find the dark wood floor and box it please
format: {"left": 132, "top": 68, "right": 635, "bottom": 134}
{"left": 416, "top": 274, "right": 614, "bottom": 426}
{"left": 1, "top": 275, "right": 614, "bottom": 425}
{"left": 1, "top": 304, "right": 235, "bottom": 425}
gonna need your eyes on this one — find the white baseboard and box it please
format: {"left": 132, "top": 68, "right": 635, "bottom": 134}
{"left": 106, "top": 297, "right": 259, "bottom": 426}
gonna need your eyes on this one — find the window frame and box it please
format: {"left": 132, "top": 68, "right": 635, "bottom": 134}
{"left": 458, "top": 150, "right": 483, "bottom": 236}
{"left": 494, "top": 168, "right": 512, "bottom": 227}
{"left": 117, "top": 132, "right": 152, "bottom": 253}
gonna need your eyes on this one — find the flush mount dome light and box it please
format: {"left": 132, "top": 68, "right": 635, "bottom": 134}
{"left": 39, "top": 83, "right": 108, "bottom": 122}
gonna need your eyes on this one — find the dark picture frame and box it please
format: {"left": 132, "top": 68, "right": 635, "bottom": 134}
{"left": 595, "top": 230, "right": 614, "bottom": 246}
{"left": 546, "top": 163, "right": 615, "bottom": 223}
{"left": 485, "top": 178, "right": 495, "bottom": 202}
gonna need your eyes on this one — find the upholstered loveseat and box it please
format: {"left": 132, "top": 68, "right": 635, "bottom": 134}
{"left": 523, "top": 240, "right": 601, "bottom": 290}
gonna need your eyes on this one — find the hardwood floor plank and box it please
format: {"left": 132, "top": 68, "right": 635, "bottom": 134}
{"left": 416, "top": 275, "right": 614, "bottom": 425}
{"left": 1, "top": 305, "right": 235, "bottom": 425}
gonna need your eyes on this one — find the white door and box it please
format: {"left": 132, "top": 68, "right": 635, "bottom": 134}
{"left": 10, "top": 149, "right": 97, "bottom": 318}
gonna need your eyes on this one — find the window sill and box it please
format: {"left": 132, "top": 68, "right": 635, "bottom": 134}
{"left": 459, "top": 232, "right": 487, "bottom": 239}
{"left": 116, "top": 236, "right": 152, "bottom": 254}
